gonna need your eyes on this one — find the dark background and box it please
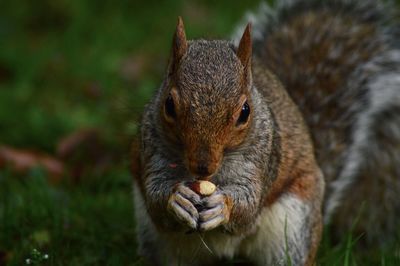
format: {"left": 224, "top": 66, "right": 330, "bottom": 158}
{"left": 0, "top": 0, "right": 399, "bottom": 265}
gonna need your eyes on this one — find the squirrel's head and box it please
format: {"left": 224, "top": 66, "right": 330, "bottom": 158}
{"left": 160, "top": 17, "right": 253, "bottom": 179}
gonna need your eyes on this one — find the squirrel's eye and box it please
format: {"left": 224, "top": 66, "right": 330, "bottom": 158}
{"left": 165, "top": 93, "right": 176, "bottom": 119}
{"left": 237, "top": 101, "right": 250, "bottom": 126}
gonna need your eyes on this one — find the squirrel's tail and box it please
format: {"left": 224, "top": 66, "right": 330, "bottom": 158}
{"left": 234, "top": 0, "right": 400, "bottom": 246}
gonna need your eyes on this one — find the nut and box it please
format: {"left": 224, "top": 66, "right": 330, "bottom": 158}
{"left": 190, "top": 180, "right": 216, "bottom": 196}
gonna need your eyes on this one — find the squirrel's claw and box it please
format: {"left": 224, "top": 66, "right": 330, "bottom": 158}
{"left": 167, "top": 184, "right": 201, "bottom": 230}
{"left": 198, "top": 191, "right": 231, "bottom": 231}
{"left": 198, "top": 213, "right": 226, "bottom": 232}
{"left": 199, "top": 204, "right": 223, "bottom": 221}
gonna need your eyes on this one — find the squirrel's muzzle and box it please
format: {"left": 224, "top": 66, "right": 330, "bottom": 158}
{"left": 186, "top": 149, "right": 222, "bottom": 180}
{"left": 188, "top": 160, "right": 219, "bottom": 180}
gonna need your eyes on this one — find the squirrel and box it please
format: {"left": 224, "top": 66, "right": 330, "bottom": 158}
{"left": 132, "top": 0, "right": 400, "bottom": 265}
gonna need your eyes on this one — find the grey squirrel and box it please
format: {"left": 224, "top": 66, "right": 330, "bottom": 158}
{"left": 132, "top": 0, "right": 400, "bottom": 265}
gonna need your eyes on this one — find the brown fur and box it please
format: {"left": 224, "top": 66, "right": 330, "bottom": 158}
{"left": 255, "top": 1, "right": 400, "bottom": 246}
{"left": 252, "top": 60, "right": 323, "bottom": 203}
{"left": 305, "top": 211, "right": 323, "bottom": 266}
{"left": 237, "top": 23, "right": 253, "bottom": 86}
{"left": 162, "top": 36, "right": 254, "bottom": 178}
{"left": 253, "top": 62, "right": 324, "bottom": 263}
{"left": 259, "top": 10, "right": 384, "bottom": 185}
{"left": 134, "top": 16, "right": 324, "bottom": 266}
{"left": 171, "top": 17, "right": 188, "bottom": 74}
{"left": 134, "top": 1, "right": 400, "bottom": 264}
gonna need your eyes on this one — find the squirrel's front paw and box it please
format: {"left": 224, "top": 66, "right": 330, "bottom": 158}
{"left": 198, "top": 190, "right": 232, "bottom": 232}
{"left": 167, "top": 183, "right": 202, "bottom": 230}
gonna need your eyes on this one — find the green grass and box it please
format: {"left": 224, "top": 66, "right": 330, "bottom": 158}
{"left": 0, "top": 167, "right": 138, "bottom": 265}
{"left": 0, "top": 0, "right": 399, "bottom": 265}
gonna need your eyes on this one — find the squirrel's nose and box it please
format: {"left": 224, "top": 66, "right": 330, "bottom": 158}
{"left": 188, "top": 161, "right": 213, "bottom": 178}
{"left": 196, "top": 163, "right": 210, "bottom": 177}
{"left": 186, "top": 148, "right": 222, "bottom": 178}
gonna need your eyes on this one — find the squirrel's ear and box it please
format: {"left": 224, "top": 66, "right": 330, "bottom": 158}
{"left": 237, "top": 23, "right": 252, "bottom": 84}
{"left": 170, "top": 16, "right": 188, "bottom": 74}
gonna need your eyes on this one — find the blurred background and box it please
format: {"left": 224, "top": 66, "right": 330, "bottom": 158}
{"left": 0, "top": 0, "right": 399, "bottom": 265}
{"left": 0, "top": 0, "right": 260, "bottom": 265}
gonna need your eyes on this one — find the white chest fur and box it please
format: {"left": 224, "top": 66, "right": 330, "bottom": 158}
{"left": 156, "top": 194, "right": 310, "bottom": 265}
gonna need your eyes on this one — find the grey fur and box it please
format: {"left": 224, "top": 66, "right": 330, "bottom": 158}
{"left": 134, "top": 0, "right": 400, "bottom": 265}
{"left": 234, "top": 0, "right": 400, "bottom": 245}
{"left": 135, "top": 36, "right": 324, "bottom": 264}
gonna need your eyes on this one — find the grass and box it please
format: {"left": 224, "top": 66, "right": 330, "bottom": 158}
{"left": 0, "top": 0, "right": 399, "bottom": 265}
{"left": 0, "top": 168, "right": 137, "bottom": 265}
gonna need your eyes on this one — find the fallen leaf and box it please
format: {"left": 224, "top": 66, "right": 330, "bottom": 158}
{"left": 0, "top": 145, "right": 64, "bottom": 183}
{"left": 57, "top": 128, "right": 99, "bottom": 158}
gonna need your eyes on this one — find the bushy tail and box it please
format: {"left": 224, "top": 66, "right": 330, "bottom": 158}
{"left": 233, "top": 0, "right": 400, "bottom": 246}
